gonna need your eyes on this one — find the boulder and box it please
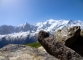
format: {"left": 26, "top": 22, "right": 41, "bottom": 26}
{"left": 0, "top": 44, "right": 58, "bottom": 60}
{"left": 55, "top": 26, "right": 83, "bottom": 56}
{"left": 54, "top": 26, "right": 81, "bottom": 45}
{"left": 38, "top": 27, "right": 83, "bottom": 60}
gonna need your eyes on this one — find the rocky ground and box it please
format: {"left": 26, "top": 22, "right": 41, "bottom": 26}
{"left": 0, "top": 44, "right": 59, "bottom": 60}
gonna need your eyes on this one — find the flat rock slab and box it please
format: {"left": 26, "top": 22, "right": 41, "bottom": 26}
{"left": 0, "top": 44, "right": 58, "bottom": 60}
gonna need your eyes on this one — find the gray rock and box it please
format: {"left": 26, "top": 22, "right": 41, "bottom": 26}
{"left": 55, "top": 26, "right": 83, "bottom": 56}
{"left": 0, "top": 56, "right": 9, "bottom": 60}
{"left": 38, "top": 29, "right": 83, "bottom": 60}
{"left": 54, "top": 26, "right": 80, "bottom": 45}
{"left": 0, "top": 44, "right": 58, "bottom": 60}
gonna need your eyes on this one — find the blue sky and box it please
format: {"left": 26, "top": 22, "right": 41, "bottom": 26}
{"left": 0, "top": 0, "right": 83, "bottom": 26}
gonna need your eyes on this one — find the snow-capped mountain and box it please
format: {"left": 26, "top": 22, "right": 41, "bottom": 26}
{"left": 15, "top": 23, "right": 37, "bottom": 32}
{"left": 0, "top": 23, "right": 37, "bottom": 35}
{"left": 0, "top": 19, "right": 83, "bottom": 35}
{"left": 0, "top": 19, "right": 83, "bottom": 48}
{"left": 35, "top": 19, "right": 69, "bottom": 32}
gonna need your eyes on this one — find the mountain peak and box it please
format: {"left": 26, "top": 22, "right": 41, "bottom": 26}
{"left": 46, "top": 19, "right": 55, "bottom": 22}
{"left": 18, "top": 22, "right": 30, "bottom": 27}
{"left": 35, "top": 22, "right": 43, "bottom": 26}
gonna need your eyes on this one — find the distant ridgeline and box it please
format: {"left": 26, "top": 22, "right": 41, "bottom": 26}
{"left": 0, "top": 20, "right": 83, "bottom": 48}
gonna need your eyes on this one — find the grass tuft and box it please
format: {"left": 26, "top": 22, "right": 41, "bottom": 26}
{"left": 25, "top": 42, "right": 41, "bottom": 48}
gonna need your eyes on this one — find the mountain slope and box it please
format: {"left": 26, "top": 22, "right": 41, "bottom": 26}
{"left": 0, "top": 19, "right": 83, "bottom": 35}
{"left": 0, "top": 19, "right": 83, "bottom": 48}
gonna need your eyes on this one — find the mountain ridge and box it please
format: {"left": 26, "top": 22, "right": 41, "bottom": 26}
{"left": 0, "top": 19, "right": 83, "bottom": 48}
{"left": 0, "top": 19, "right": 83, "bottom": 35}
